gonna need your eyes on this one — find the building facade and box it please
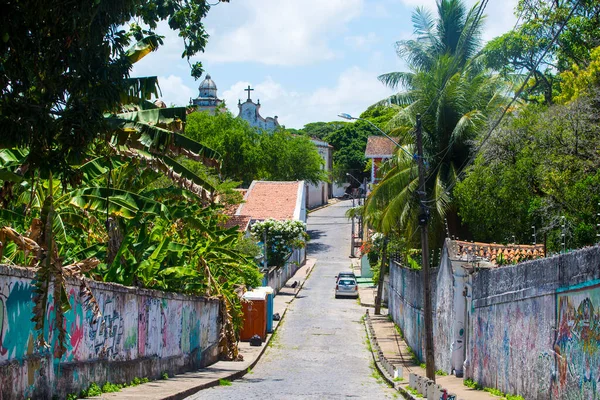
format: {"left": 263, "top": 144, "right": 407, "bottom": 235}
{"left": 236, "top": 85, "right": 280, "bottom": 131}
{"left": 190, "top": 74, "right": 223, "bottom": 114}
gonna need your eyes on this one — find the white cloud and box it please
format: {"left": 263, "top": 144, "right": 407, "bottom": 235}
{"left": 217, "top": 67, "right": 394, "bottom": 128}
{"left": 345, "top": 32, "right": 379, "bottom": 50}
{"left": 156, "top": 75, "right": 195, "bottom": 107}
{"left": 202, "top": 0, "right": 364, "bottom": 65}
{"left": 395, "top": 0, "right": 517, "bottom": 42}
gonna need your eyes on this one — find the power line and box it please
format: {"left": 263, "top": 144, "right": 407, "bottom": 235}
{"left": 422, "top": 0, "right": 557, "bottom": 191}
{"left": 424, "top": 0, "right": 582, "bottom": 205}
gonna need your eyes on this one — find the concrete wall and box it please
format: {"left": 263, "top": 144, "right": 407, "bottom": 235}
{"left": 0, "top": 265, "right": 220, "bottom": 400}
{"left": 306, "top": 182, "right": 328, "bottom": 209}
{"left": 470, "top": 246, "right": 600, "bottom": 400}
{"left": 388, "top": 261, "right": 439, "bottom": 363}
{"left": 388, "top": 249, "right": 455, "bottom": 373}
{"left": 263, "top": 248, "right": 304, "bottom": 294}
{"left": 388, "top": 243, "right": 600, "bottom": 399}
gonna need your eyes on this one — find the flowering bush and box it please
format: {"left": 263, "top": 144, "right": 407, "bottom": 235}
{"left": 251, "top": 219, "right": 309, "bottom": 269}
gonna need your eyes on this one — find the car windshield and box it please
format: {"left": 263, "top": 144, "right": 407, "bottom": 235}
{"left": 339, "top": 280, "right": 355, "bottom": 286}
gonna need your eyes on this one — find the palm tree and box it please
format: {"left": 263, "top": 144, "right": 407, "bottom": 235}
{"left": 365, "top": 0, "right": 508, "bottom": 246}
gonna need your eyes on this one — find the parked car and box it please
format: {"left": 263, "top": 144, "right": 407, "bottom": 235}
{"left": 335, "top": 277, "right": 358, "bottom": 298}
{"left": 335, "top": 271, "right": 356, "bottom": 282}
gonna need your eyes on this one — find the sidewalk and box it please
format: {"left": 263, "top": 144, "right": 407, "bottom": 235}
{"left": 357, "top": 286, "right": 498, "bottom": 400}
{"left": 93, "top": 258, "right": 317, "bottom": 400}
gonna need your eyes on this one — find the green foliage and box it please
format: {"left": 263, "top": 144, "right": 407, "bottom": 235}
{"left": 454, "top": 92, "right": 600, "bottom": 252}
{"left": 101, "top": 382, "right": 121, "bottom": 393}
{"left": 66, "top": 394, "right": 78, "bottom": 400}
{"left": 161, "top": 372, "right": 170, "bottom": 380}
{"left": 368, "top": 0, "right": 508, "bottom": 246}
{"left": 435, "top": 369, "right": 448, "bottom": 376}
{"left": 359, "top": 105, "right": 399, "bottom": 130}
{"left": 291, "top": 120, "right": 381, "bottom": 184}
{"left": 483, "top": 0, "right": 600, "bottom": 104}
{"left": 464, "top": 378, "right": 483, "bottom": 390}
{"left": 81, "top": 383, "right": 102, "bottom": 397}
{"left": 556, "top": 46, "right": 600, "bottom": 103}
{"left": 219, "top": 379, "right": 232, "bottom": 386}
{"left": 0, "top": 0, "right": 221, "bottom": 178}
{"left": 251, "top": 219, "right": 308, "bottom": 269}
{"left": 185, "top": 111, "right": 326, "bottom": 186}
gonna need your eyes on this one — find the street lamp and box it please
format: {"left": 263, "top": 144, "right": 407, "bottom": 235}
{"left": 339, "top": 111, "right": 437, "bottom": 382}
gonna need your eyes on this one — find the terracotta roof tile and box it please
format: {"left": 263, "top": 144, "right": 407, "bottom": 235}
{"left": 451, "top": 240, "right": 545, "bottom": 267}
{"left": 365, "top": 136, "right": 398, "bottom": 157}
{"left": 221, "top": 215, "right": 252, "bottom": 232}
{"left": 238, "top": 181, "right": 301, "bottom": 220}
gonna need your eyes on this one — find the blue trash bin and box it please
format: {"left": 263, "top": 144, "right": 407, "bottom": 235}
{"left": 257, "top": 286, "right": 274, "bottom": 333}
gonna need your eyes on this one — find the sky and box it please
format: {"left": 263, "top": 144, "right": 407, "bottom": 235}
{"left": 131, "top": 0, "right": 518, "bottom": 129}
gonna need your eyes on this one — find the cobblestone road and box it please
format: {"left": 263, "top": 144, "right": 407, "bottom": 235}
{"left": 187, "top": 201, "right": 396, "bottom": 399}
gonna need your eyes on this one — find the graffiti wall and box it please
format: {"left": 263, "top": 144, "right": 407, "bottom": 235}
{"left": 0, "top": 265, "right": 220, "bottom": 400}
{"left": 388, "top": 260, "right": 443, "bottom": 365}
{"left": 554, "top": 283, "right": 600, "bottom": 399}
{"left": 470, "top": 245, "right": 600, "bottom": 400}
{"left": 388, "top": 248, "right": 455, "bottom": 373}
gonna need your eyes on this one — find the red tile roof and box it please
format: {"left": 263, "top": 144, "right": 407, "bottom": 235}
{"left": 365, "top": 136, "right": 398, "bottom": 157}
{"left": 451, "top": 240, "right": 545, "bottom": 266}
{"left": 221, "top": 215, "right": 252, "bottom": 232}
{"left": 238, "top": 181, "right": 302, "bottom": 220}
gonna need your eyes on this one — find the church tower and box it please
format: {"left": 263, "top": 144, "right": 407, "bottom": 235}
{"left": 191, "top": 74, "right": 223, "bottom": 114}
{"left": 237, "top": 85, "right": 280, "bottom": 131}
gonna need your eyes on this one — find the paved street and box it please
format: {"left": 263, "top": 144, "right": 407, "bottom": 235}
{"left": 188, "top": 200, "right": 396, "bottom": 399}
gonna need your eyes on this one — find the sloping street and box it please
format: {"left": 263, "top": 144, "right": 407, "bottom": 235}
{"left": 189, "top": 200, "right": 395, "bottom": 399}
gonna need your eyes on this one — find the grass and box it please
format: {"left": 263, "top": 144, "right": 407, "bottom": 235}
{"left": 419, "top": 363, "right": 426, "bottom": 369}
{"left": 369, "top": 360, "right": 393, "bottom": 388}
{"left": 464, "top": 379, "right": 525, "bottom": 400}
{"left": 219, "top": 379, "right": 232, "bottom": 386}
{"left": 464, "top": 378, "right": 483, "bottom": 390}
{"left": 268, "top": 329, "right": 282, "bottom": 349}
{"left": 406, "top": 386, "right": 423, "bottom": 398}
{"left": 393, "top": 376, "right": 404, "bottom": 382}
{"left": 435, "top": 369, "right": 448, "bottom": 376}
{"left": 365, "top": 336, "right": 373, "bottom": 352}
{"left": 74, "top": 375, "right": 152, "bottom": 398}
{"left": 161, "top": 372, "right": 169, "bottom": 380}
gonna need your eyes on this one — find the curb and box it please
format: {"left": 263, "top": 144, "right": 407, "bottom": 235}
{"left": 363, "top": 314, "right": 396, "bottom": 390}
{"left": 363, "top": 311, "right": 417, "bottom": 400}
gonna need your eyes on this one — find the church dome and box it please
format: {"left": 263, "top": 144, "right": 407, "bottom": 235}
{"left": 199, "top": 74, "right": 217, "bottom": 91}
{"left": 198, "top": 74, "right": 218, "bottom": 99}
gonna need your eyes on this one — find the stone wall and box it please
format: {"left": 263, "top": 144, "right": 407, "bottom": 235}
{"left": 470, "top": 246, "right": 600, "bottom": 400}
{"left": 0, "top": 265, "right": 220, "bottom": 400}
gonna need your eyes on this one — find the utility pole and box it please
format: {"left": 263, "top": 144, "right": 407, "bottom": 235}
{"left": 350, "top": 194, "right": 355, "bottom": 257}
{"left": 374, "top": 236, "right": 388, "bottom": 315}
{"left": 416, "top": 114, "right": 436, "bottom": 381}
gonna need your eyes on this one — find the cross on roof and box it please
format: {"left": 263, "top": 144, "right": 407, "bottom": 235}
{"left": 244, "top": 85, "right": 254, "bottom": 101}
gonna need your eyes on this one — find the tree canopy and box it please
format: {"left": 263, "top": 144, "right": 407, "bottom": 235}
{"left": 185, "top": 110, "right": 326, "bottom": 186}
{"left": 366, "top": 0, "right": 507, "bottom": 245}
{"left": 0, "top": 0, "right": 224, "bottom": 178}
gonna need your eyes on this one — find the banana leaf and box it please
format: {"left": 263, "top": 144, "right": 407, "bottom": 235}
{"left": 115, "top": 107, "right": 187, "bottom": 127}
{"left": 126, "top": 35, "right": 161, "bottom": 64}
{"left": 70, "top": 187, "right": 171, "bottom": 219}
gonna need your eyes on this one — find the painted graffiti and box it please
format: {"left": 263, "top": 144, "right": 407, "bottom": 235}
{"left": 554, "top": 283, "right": 600, "bottom": 399}
{"left": 0, "top": 267, "right": 220, "bottom": 400}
